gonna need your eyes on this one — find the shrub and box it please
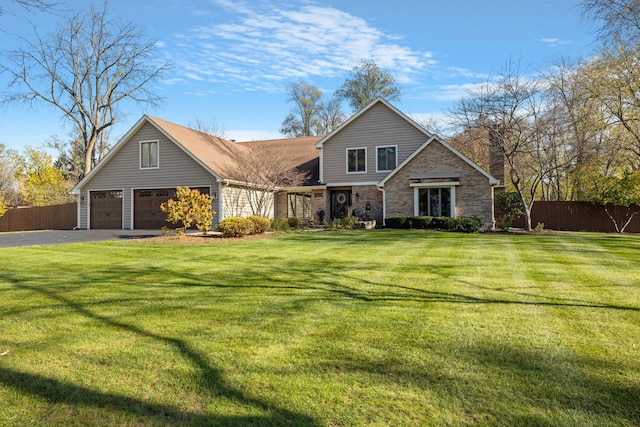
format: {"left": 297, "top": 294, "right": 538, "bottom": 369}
{"left": 411, "top": 216, "right": 432, "bottom": 229}
{"left": 216, "top": 217, "right": 254, "bottom": 238}
{"left": 385, "top": 217, "right": 410, "bottom": 229}
{"left": 248, "top": 216, "right": 271, "bottom": 234}
{"left": 452, "top": 216, "right": 483, "bottom": 233}
{"left": 271, "top": 217, "right": 290, "bottom": 232}
{"left": 287, "top": 216, "right": 302, "bottom": 229}
{"left": 385, "top": 216, "right": 482, "bottom": 233}
{"left": 160, "top": 187, "right": 215, "bottom": 234}
{"left": 496, "top": 191, "right": 523, "bottom": 230}
{"left": 0, "top": 195, "right": 7, "bottom": 218}
{"left": 430, "top": 216, "right": 456, "bottom": 230}
{"left": 534, "top": 222, "right": 545, "bottom": 233}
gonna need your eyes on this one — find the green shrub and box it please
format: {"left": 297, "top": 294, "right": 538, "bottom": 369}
{"left": 287, "top": 216, "right": 302, "bottom": 229}
{"left": 411, "top": 216, "right": 432, "bottom": 229}
{"left": 496, "top": 191, "right": 523, "bottom": 230}
{"left": 534, "top": 222, "right": 545, "bottom": 233}
{"left": 248, "top": 215, "right": 271, "bottom": 234}
{"left": 216, "top": 217, "right": 254, "bottom": 238}
{"left": 271, "top": 217, "right": 290, "bottom": 232}
{"left": 386, "top": 217, "right": 409, "bottom": 229}
{"left": 452, "top": 216, "right": 483, "bottom": 233}
{"left": 385, "top": 216, "right": 482, "bottom": 233}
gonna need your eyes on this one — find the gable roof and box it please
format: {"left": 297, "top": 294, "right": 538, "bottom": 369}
{"left": 314, "top": 97, "right": 432, "bottom": 148}
{"left": 377, "top": 135, "right": 499, "bottom": 187}
{"left": 71, "top": 115, "right": 323, "bottom": 194}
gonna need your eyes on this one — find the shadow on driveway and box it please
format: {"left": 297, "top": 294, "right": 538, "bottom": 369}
{"left": 0, "top": 229, "right": 163, "bottom": 248}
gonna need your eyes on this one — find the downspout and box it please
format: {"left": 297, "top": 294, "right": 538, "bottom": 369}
{"left": 376, "top": 184, "right": 386, "bottom": 227}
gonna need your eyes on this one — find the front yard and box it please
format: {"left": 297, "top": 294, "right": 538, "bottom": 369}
{"left": 1, "top": 230, "right": 639, "bottom": 426}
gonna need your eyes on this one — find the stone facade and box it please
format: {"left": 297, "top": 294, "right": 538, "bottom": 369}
{"left": 384, "top": 140, "right": 495, "bottom": 229}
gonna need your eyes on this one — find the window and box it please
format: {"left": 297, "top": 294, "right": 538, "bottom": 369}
{"left": 377, "top": 146, "right": 397, "bottom": 171}
{"left": 140, "top": 141, "right": 158, "bottom": 168}
{"left": 288, "top": 193, "right": 312, "bottom": 219}
{"left": 418, "top": 187, "right": 452, "bottom": 217}
{"left": 347, "top": 148, "right": 366, "bottom": 173}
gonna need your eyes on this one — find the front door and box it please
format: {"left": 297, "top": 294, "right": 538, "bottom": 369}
{"left": 330, "top": 190, "right": 351, "bottom": 220}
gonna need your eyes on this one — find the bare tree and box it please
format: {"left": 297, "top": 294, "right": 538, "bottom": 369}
{"left": 1, "top": 2, "right": 170, "bottom": 177}
{"left": 188, "top": 118, "right": 228, "bottom": 139}
{"left": 280, "top": 81, "right": 322, "bottom": 137}
{"left": 227, "top": 144, "right": 309, "bottom": 217}
{"left": 451, "top": 61, "right": 575, "bottom": 230}
{"left": 0, "top": 0, "right": 57, "bottom": 15}
{"left": 313, "top": 98, "right": 346, "bottom": 135}
{"left": 581, "top": 0, "right": 640, "bottom": 47}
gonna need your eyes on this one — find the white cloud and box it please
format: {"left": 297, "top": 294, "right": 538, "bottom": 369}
{"left": 170, "top": 1, "right": 428, "bottom": 91}
{"left": 538, "top": 37, "right": 570, "bottom": 46}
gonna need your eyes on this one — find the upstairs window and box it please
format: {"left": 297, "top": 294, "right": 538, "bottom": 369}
{"left": 377, "top": 146, "right": 397, "bottom": 171}
{"left": 347, "top": 148, "right": 366, "bottom": 173}
{"left": 140, "top": 141, "right": 159, "bottom": 169}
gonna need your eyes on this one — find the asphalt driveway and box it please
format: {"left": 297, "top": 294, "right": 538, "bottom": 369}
{"left": 0, "top": 229, "right": 163, "bottom": 248}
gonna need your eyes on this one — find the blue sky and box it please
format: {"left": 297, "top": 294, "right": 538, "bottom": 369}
{"left": 0, "top": 0, "right": 598, "bottom": 153}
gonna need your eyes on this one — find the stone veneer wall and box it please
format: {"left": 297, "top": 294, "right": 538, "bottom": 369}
{"left": 384, "top": 140, "right": 495, "bottom": 229}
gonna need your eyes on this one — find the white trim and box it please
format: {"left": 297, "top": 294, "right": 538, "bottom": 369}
{"left": 413, "top": 185, "right": 456, "bottom": 217}
{"left": 410, "top": 181, "right": 459, "bottom": 187}
{"left": 139, "top": 140, "right": 159, "bottom": 170}
{"left": 326, "top": 181, "right": 379, "bottom": 187}
{"left": 375, "top": 145, "right": 398, "bottom": 172}
{"left": 318, "top": 148, "right": 324, "bottom": 183}
{"left": 346, "top": 147, "right": 367, "bottom": 174}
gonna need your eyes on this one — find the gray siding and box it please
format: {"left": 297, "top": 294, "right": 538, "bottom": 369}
{"left": 322, "top": 102, "right": 429, "bottom": 184}
{"left": 77, "top": 122, "right": 220, "bottom": 229}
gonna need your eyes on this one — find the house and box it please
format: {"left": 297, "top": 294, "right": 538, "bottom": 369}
{"left": 71, "top": 98, "right": 499, "bottom": 230}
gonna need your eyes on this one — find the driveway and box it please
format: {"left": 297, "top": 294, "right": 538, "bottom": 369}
{"left": 0, "top": 229, "right": 163, "bottom": 248}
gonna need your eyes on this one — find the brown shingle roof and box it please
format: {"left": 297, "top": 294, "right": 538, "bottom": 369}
{"left": 147, "top": 116, "right": 322, "bottom": 184}
{"left": 146, "top": 115, "right": 253, "bottom": 179}
{"left": 238, "top": 136, "right": 323, "bottom": 185}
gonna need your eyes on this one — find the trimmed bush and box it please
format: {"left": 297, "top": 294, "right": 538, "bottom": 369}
{"left": 271, "top": 217, "right": 290, "bottom": 231}
{"left": 385, "top": 216, "right": 482, "bottom": 233}
{"left": 451, "top": 216, "right": 482, "bottom": 233}
{"left": 287, "top": 216, "right": 302, "bottom": 229}
{"left": 248, "top": 215, "right": 271, "bottom": 234}
{"left": 216, "top": 217, "right": 254, "bottom": 238}
{"left": 385, "top": 216, "right": 410, "bottom": 229}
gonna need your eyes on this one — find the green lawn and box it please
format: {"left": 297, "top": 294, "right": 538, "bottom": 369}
{"left": 1, "top": 230, "right": 639, "bottom": 426}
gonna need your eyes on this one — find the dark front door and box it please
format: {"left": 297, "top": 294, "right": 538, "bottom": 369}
{"left": 330, "top": 190, "right": 351, "bottom": 220}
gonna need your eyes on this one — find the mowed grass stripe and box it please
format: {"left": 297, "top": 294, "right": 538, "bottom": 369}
{"left": 0, "top": 230, "right": 639, "bottom": 426}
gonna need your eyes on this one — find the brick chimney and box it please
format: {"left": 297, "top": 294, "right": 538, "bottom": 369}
{"left": 488, "top": 129, "right": 505, "bottom": 186}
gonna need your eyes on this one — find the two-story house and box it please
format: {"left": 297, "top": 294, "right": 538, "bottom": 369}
{"left": 71, "top": 98, "right": 499, "bottom": 230}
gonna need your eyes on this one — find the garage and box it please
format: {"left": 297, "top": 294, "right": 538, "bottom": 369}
{"left": 90, "top": 190, "right": 123, "bottom": 229}
{"left": 134, "top": 187, "right": 210, "bottom": 229}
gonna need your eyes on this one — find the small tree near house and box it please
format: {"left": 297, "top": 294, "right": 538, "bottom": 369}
{"left": 160, "top": 187, "right": 215, "bottom": 235}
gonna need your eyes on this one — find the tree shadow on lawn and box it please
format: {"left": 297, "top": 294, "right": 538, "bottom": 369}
{"left": 317, "top": 339, "right": 640, "bottom": 424}
{"left": 163, "top": 255, "right": 640, "bottom": 313}
{"left": 1, "top": 276, "right": 320, "bottom": 426}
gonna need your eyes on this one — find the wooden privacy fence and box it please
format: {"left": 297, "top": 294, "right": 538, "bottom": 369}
{"left": 0, "top": 203, "right": 77, "bottom": 232}
{"left": 511, "top": 201, "right": 640, "bottom": 233}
